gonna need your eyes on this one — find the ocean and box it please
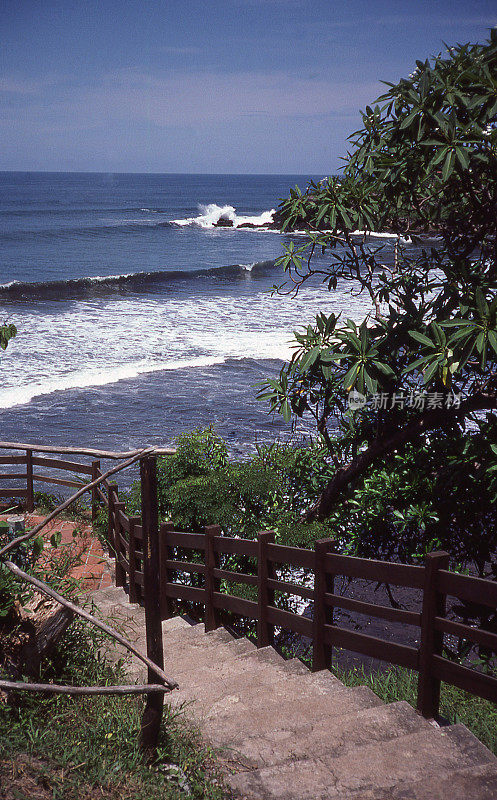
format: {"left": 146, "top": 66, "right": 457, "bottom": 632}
{"left": 0, "top": 172, "right": 383, "bottom": 463}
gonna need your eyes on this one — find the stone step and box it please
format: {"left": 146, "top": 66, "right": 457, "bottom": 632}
{"left": 228, "top": 723, "right": 496, "bottom": 800}
{"left": 178, "top": 677, "right": 382, "bottom": 750}
{"left": 89, "top": 585, "right": 131, "bottom": 608}
{"left": 390, "top": 760, "right": 497, "bottom": 800}
{"left": 89, "top": 603, "right": 497, "bottom": 799}
{"left": 170, "top": 658, "right": 351, "bottom": 711}
{"left": 118, "top": 624, "right": 257, "bottom": 683}
{"left": 222, "top": 700, "right": 432, "bottom": 771}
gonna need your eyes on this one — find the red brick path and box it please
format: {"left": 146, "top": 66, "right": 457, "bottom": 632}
{"left": 1, "top": 513, "right": 114, "bottom": 593}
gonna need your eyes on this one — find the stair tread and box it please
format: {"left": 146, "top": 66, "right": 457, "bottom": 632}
{"left": 390, "top": 760, "right": 497, "bottom": 800}
{"left": 221, "top": 700, "right": 431, "bottom": 770}
{"left": 228, "top": 725, "right": 495, "bottom": 800}
{"left": 90, "top": 603, "right": 497, "bottom": 799}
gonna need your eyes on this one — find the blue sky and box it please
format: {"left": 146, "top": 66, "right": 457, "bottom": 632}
{"left": 1, "top": 0, "right": 495, "bottom": 173}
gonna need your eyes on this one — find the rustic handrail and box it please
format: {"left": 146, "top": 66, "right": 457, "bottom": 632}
{"left": 0, "top": 444, "right": 175, "bottom": 513}
{"left": 0, "top": 452, "right": 178, "bottom": 757}
{"left": 0, "top": 441, "right": 176, "bottom": 458}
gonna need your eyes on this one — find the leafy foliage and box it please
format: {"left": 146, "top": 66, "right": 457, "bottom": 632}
{"left": 260, "top": 33, "right": 497, "bottom": 524}
{"left": 0, "top": 322, "right": 16, "bottom": 353}
{"left": 124, "top": 428, "right": 333, "bottom": 546}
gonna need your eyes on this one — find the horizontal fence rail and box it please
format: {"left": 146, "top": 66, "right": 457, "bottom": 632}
{"left": 1, "top": 449, "right": 496, "bottom": 720}
{"left": 100, "top": 485, "right": 497, "bottom": 719}
{"left": 0, "top": 450, "right": 97, "bottom": 511}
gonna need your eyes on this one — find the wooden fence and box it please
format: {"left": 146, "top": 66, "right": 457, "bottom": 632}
{"left": 0, "top": 449, "right": 95, "bottom": 512}
{"left": 1, "top": 450, "right": 496, "bottom": 719}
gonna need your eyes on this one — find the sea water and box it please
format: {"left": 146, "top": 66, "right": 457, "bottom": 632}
{"left": 0, "top": 172, "right": 385, "bottom": 458}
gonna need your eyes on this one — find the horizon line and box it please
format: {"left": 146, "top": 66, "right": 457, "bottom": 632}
{"left": 0, "top": 169, "right": 330, "bottom": 177}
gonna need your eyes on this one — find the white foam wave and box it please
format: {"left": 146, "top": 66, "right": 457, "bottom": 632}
{"left": 0, "top": 280, "right": 20, "bottom": 288}
{"left": 85, "top": 272, "right": 134, "bottom": 283}
{"left": 172, "top": 203, "right": 276, "bottom": 230}
{"left": 0, "top": 357, "right": 226, "bottom": 409}
{"left": 0, "top": 284, "right": 369, "bottom": 411}
{"left": 170, "top": 205, "right": 413, "bottom": 242}
{"left": 350, "top": 229, "right": 412, "bottom": 244}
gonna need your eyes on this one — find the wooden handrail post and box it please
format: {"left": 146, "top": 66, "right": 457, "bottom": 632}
{"left": 113, "top": 501, "right": 127, "bottom": 589}
{"left": 91, "top": 460, "right": 100, "bottom": 527}
{"left": 257, "top": 531, "right": 275, "bottom": 648}
{"left": 312, "top": 538, "right": 336, "bottom": 672}
{"left": 205, "top": 524, "right": 222, "bottom": 632}
{"left": 159, "top": 522, "right": 175, "bottom": 620}
{"left": 106, "top": 482, "right": 117, "bottom": 556}
{"left": 140, "top": 455, "right": 165, "bottom": 757}
{"left": 417, "top": 550, "right": 450, "bottom": 719}
{"left": 26, "top": 449, "right": 34, "bottom": 513}
{"left": 128, "top": 515, "right": 140, "bottom": 604}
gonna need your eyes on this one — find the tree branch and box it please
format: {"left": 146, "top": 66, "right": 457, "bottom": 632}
{"left": 307, "top": 391, "right": 497, "bottom": 521}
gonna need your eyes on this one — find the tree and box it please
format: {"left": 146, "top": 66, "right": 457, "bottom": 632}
{"left": 261, "top": 33, "right": 497, "bottom": 532}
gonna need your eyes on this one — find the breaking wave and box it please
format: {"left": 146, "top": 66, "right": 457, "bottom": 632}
{"left": 172, "top": 203, "right": 276, "bottom": 229}
{"left": 0, "top": 260, "right": 275, "bottom": 301}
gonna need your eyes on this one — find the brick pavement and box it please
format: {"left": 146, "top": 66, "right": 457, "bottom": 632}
{"left": 0, "top": 512, "right": 113, "bottom": 593}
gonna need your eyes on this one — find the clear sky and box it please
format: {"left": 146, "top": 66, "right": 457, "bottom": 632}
{"left": 1, "top": 0, "right": 495, "bottom": 173}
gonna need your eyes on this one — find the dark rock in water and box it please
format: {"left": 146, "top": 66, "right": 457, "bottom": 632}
{"left": 215, "top": 210, "right": 282, "bottom": 231}
{"left": 237, "top": 214, "right": 281, "bottom": 231}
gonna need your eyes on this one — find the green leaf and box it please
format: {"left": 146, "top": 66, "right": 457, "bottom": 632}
{"left": 409, "top": 330, "right": 434, "bottom": 347}
{"left": 50, "top": 531, "right": 62, "bottom": 548}
{"left": 423, "top": 359, "right": 439, "bottom": 384}
{"left": 343, "top": 362, "right": 361, "bottom": 391}
{"left": 488, "top": 329, "right": 497, "bottom": 355}
{"left": 455, "top": 146, "right": 470, "bottom": 169}
{"left": 32, "top": 536, "right": 44, "bottom": 559}
{"left": 281, "top": 400, "right": 292, "bottom": 422}
{"left": 442, "top": 149, "right": 455, "bottom": 181}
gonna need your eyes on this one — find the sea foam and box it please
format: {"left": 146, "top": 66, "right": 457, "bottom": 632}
{"left": 173, "top": 203, "right": 276, "bottom": 229}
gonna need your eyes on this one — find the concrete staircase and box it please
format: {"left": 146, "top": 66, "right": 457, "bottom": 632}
{"left": 90, "top": 585, "right": 497, "bottom": 799}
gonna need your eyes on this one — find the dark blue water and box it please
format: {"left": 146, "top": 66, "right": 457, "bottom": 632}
{"left": 0, "top": 172, "right": 374, "bottom": 456}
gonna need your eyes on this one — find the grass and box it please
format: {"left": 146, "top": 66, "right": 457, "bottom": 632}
{"left": 1, "top": 544, "right": 230, "bottom": 800}
{"left": 0, "top": 618, "right": 230, "bottom": 799}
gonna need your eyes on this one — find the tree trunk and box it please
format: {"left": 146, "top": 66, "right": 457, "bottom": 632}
{"left": 1, "top": 591, "right": 74, "bottom": 679}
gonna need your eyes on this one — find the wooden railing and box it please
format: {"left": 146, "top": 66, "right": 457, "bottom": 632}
{"left": 0, "top": 450, "right": 96, "bottom": 512}
{"left": 2, "top": 451, "right": 496, "bottom": 719}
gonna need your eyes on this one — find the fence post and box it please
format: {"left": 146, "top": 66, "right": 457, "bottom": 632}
{"left": 257, "top": 531, "right": 275, "bottom": 648}
{"left": 26, "top": 449, "right": 34, "bottom": 513}
{"left": 417, "top": 550, "right": 450, "bottom": 719}
{"left": 140, "top": 455, "right": 164, "bottom": 756}
{"left": 159, "top": 521, "right": 175, "bottom": 620}
{"left": 107, "top": 483, "right": 120, "bottom": 586}
{"left": 205, "top": 524, "right": 222, "bottom": 632}
{"left": 113, "top": 500, "right": 127, "bottom": 589}
{"left": 106, "top": 482, "right": 116, "bottom": 555}
{"left": 312, "top": 538, "right": 336, "bottom": 672}
{"left": 128, "top": 515, "right": 140, "bottom": 604}
{"left": 91, "top": 460, "right": 100, "bottom": 527}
